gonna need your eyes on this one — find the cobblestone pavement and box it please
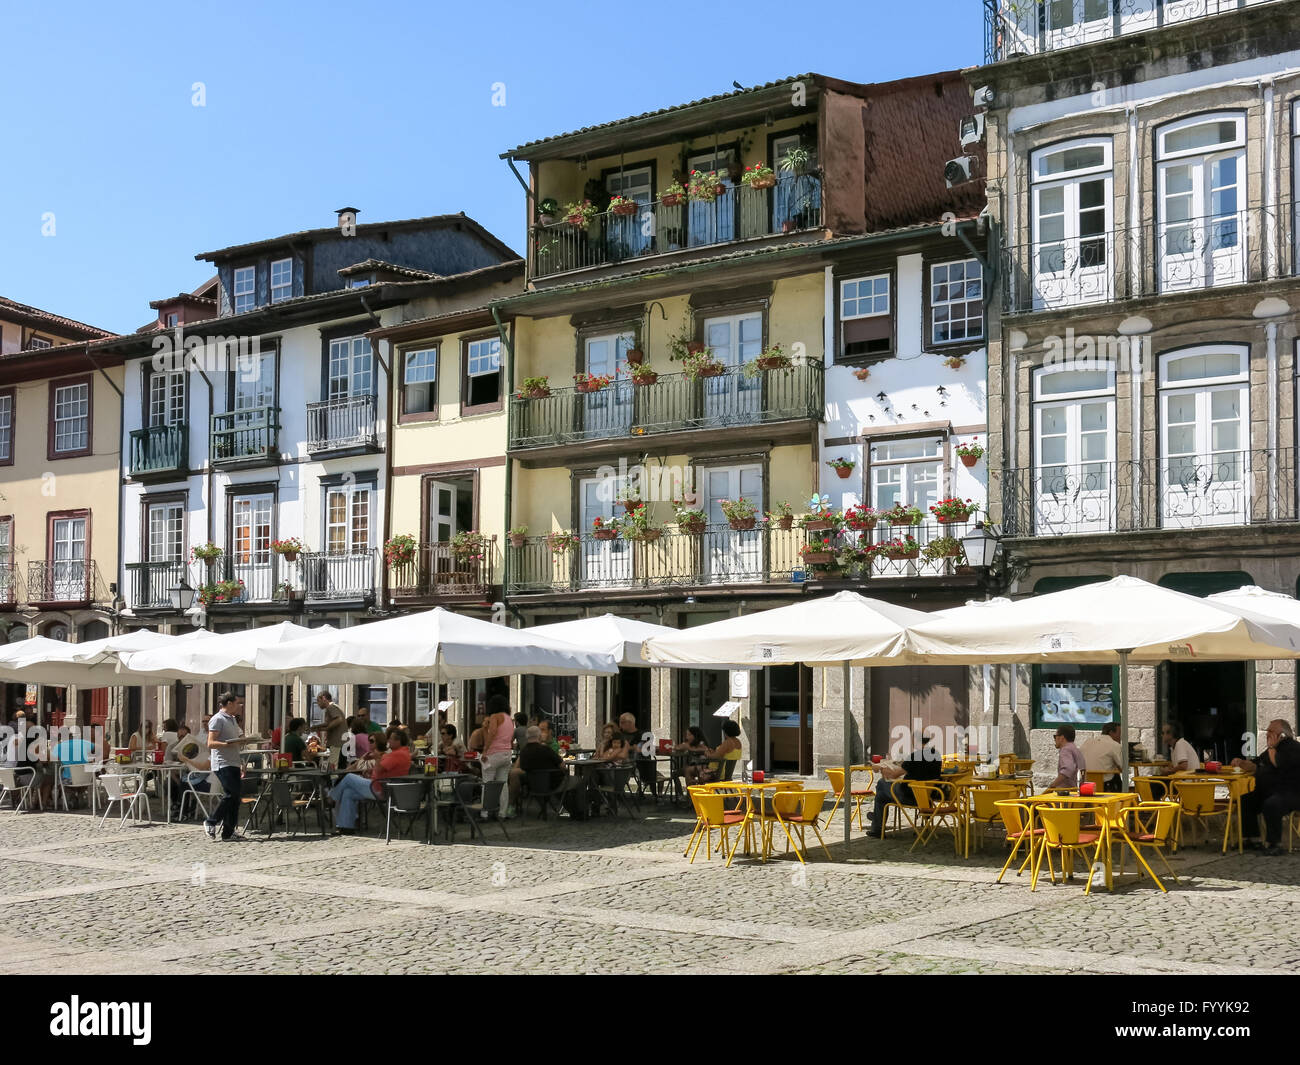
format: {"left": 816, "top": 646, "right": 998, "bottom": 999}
{"left": 0, "top": 803, "right": 1297, "bottom": 975}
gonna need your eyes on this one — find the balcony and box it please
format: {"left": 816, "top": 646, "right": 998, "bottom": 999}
{"left": 997, "top": 449, "right": 1299, "bottom": 538}
{"left": 388, "top": 541, "right": 498, "bottom": 603}
{"left": 203, "top": 554, "right": 286, "bottom": 608}
{"left": 26, "top": 560, "right": 100, "bottom": 607}
{"left": 0, "top": 564, "right": 22, "bottom": 610}
{"left": 297, "top": 550, "right": 379, "bottom": 607}
{"left": 984, "top": 0, "right": 1282, "bottom": 63}
{"left": 125, "top": 560, "right": 191, "bottom": 612}
{"left": 509, "top": 362, "right": 824, "bottom": 457}
{"left": 532, "top": 175, "right": 823, "bottom": 280}
{"left": 1000, "top": 203, "right": 1295, "bottom": 315}
{"left": 506, "top": 521, "right": 976, "bottom": 597}
{"left": 128, "top": 425, "right": 188, "bottom": 480}
{"left": 306, "top": 395, "right": 379, "bottom": 455}
{"left": 211, "top": 407, "right": 280, "bottom": 468}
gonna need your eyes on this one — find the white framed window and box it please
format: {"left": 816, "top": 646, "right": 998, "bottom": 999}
{"left": 870, "top": 438, "right": 943, "bottom": 514}
{"left": 1032, "top": 366, "right": 1116, "bottom": 534}
{"left": 146, "top": 501, "right": 184, "bottom": 563}
{"left": 930, "top": 259, "right": 984, "bottom": 345}
{"left": 582, "top": 332, "right": 635, "bottom": 437}
{"left": 232, "top": 494, "right": 273, "bottom": 563}
{"left": 464, "top": 336, "right": 501, "bottom": 409}
{"left": 326, "top": 484, "right": 371, "bottom": 555}
{"left": 402, "top": 347, "right": 438, "bottom": 415}
{"left": 328, "top": 336, "right": 373, "bottom": 399}
{"left": 1157, "top": 113, "right": 1247, "bottom": 292}
{"left": 51, "top": 516, "right": 87, "bottom": 600}
{"left": 53, "top": 382, "right": 90, "bottom": 453}
{"left": 840, "top": 274, "right": 892, "bottom": 358}
{"left": 1031, "top": 137, "right": 1113, "bottom": 309}
{"left": 841, "top": 275, "right": 889, "bottom": 319}
{"left": 702, "top": 312, "right": 762, "bottom": 421}
{"left": 233, "top": 266, "right": 256, "bottom": 314}
{"left": 0, "top": 390, "right": 12, "bottom": 463}
{"left": 270, "top": 258, "right": 293, "bottom": 303}
{"left": 148, "top": 370, "right": 186, "bottom": 427}
{"left": 165, "top": 312, "right": 179, "bottom": 328}
{"left": 26, "top": 337, "right": 52, "bottom": 351}
{"left": 605, "top": 165, "right": 653, "bottom": 255}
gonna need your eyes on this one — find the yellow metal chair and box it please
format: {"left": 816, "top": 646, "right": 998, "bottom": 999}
{"left": 993, "top": 799, "right": 1044, "bottom": 883}
{"left": 1132, "top": 776, "right": 1164, "bottom": 803}
{"left": 1171, "top": 779, "right": 1229, "bottom": 849}
{"left": 685, "top": 786, "right": 747, "bottom": 864}
{"left": 907, "top": 781, "right": 965, "bottom": 854}
{"left": 1032, "top": 807, "right": 1105, "bottom": 894}
{"left": 824, "top": 766, "right": 873, "bottom": 832}
{"left": 1114, "top": 801, "right": 1180, "bottom": 892}
{"left": 764, "top": 788, "right": 831, "bottom": 864}
{"left": 1083, "top": 770, "right": 1114, "bottom": 791}
{"left": 966, "top": 784, "right": 1017, "bottom": 855}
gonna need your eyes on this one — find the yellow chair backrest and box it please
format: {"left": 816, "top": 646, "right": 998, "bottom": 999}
{"left": 908, "top": 782, "right": 945, "bottom": 811}
{"left": 1083, "top": 770, "right": 1110, "bottom": 786}
{"left": 1174, "top": 780, "right": 1218, "bottom": 815}
{"left": 692, "top": 792, "right": 732, "bottom": 827}
{"left": 994, "top": 799, "right": 1032, "bottom": 836}
{"left": 971, "top": 786, "right": 1016, "bottom": 820}
{"left": 793, "top": 788, "right": 828, "bottom": 822}
{"left": 825, "top": 767, "right": 845, "bottom": 795}
{"left": 1037, "top": 806, "right": 1087, "bottom": 846}
{"left": 1132, "top": 777, "right": 1161, "bottom": 802}
{"left": 1122, "top": 801, "right": 1179, "bottom": 843}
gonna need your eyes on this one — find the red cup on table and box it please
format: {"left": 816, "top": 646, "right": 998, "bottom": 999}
{"left": 871, "top": 754, "right": 882, "bottom": 764}
{"left": 1079, "top": 782, "right": 1095, "bottom": 796}
{"left": 753, "top": 770, "right": 764, "bottom": 783}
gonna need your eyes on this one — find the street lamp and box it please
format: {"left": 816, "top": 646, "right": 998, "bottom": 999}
{"left": 960, "top": 522, "right": 1002, "bottom": 570}
{"left": 169, "top": 580, "right": 195, "bottom": 612}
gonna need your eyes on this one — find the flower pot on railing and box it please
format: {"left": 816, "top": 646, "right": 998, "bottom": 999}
{"left": 574, "top": 380, "right": 606, "bottom": 394}
{"left": 833, "top": 465, "right": 853, "bottom": 480}
{"left": 679, "top": 519, "right": 706, "bottom": 536}
{"left": 776, "top": 515, "right": 794, "bottom": 530}
{"left": 508, "top": 534, "right": 527, "bottom": 549}
{"left": 728, "top": 517, "right": 757, "bottom": 532}
{"left": 624, "top": 528, "right": 662, "bottom": 543}
{"left": 522, "top": 386, "right": 551, "bottom": 399}
{"left": 592, "top": 528, "right": 618, "bottom": 541}
{"left": 661, "top": 192, "right": 685, "bottom": 208}
{"left": 756, "top": 355, "right": 789, "bottom": 371}
{"left": 611, "top": 202, "right": 638, "bottom": 217}
{"left": 801, "top": 551, "right": 834, "bottom": 565}
{"left": 280, "top": 551, "right": 299, "bottom": 563}
{"left": 935, "top": 509, "right": 976, "bottom": 524}
{"left": 748, "top": 175, "right": 777, "bottom": 190}
{"left": 960, "top": 453, "right": 979, "bottom": 468}
{"left": 882, "top": 547, "right": 920, "bottom": 561}
{"left": 631, "top": 372, "right": 658, "bottom": 387}
{"left": 625, "top": 348, "right": 644, "bottom": 365}
{"left": 803, "top": 520, "right": 833, "bottom": 532}
{"left": 695, "top": 365, "right": 726, "bottom": 379}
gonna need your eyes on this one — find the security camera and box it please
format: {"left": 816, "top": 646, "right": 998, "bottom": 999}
{"left": 959, "top": 113, "right": 986, "bottom": 149}
{"left": 973, "top": 85, "right": 995, "bottom": 109}
{"left": 945, "top": 156, "right": 980, "bottom": 187}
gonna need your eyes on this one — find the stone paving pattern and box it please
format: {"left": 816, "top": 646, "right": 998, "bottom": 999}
{"left": 1, "top": 803, "right": 1297, "bottom": 975}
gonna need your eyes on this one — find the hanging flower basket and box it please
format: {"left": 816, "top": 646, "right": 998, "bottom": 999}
{"left": 853, "top": 367, "right": 872, "bottom": 382}
{"left": 728, "top": 517, "right": 757, "bottom": 531}
{"left": 880, "top": 536, "right": 921, "bottom": 561}
{"left": 679, "top": 518, "right": 706, "bottom": 536}
{"left": 573, "top": 372, "right": 613, "bottom": 394}
{"left": 608, "top": 195, "right": 639, "bottom": 217}
{"left": 843, "top": 505, "right": 877, "bottom": 532}
{"left": 625, "top": 348, "right": 645, "bottom": 365}
{"left": 546, "top": 532, "right": 577, "bottom": 553}
{"left": 956, "top": 441, "right": 985, "bottom": 468}
{"left": 593, "top": 528, "right": 618, "bottom": 541}
{"left": 623, "top": 527, "right": 662, "bottom": 542}
{"left": 686, "top": 341, "right": 706, "bottom": 355}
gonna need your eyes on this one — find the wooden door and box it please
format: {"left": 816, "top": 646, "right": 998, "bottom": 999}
{"left": 870, "top": 665, "right": 969, "bottom": 759}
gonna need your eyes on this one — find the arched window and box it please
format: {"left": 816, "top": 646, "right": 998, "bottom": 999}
{"left": 1029, "top": 138, "right": 1113, "bottom": 309}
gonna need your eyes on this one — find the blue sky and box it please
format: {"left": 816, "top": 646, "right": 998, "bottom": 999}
{"left": 0, "top": 0, "right": 983, "bottom": 333}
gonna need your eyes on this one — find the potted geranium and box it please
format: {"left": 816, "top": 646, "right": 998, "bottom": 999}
{"left": 516, "top": 375, "right": 551, "bottom": 400}
{"left": 591, "top": 516, "right": 618, "bottom": 541}
{"left": 451, "top": 530, "right": 487, "bottom": 559}
{"left": 624, "top": 322, "right": 645, "bottom": 365}
{"left": 384, "top": 533, "right": 417, "bottom": 567}
{"left": 843, "top": 504, "right": 877, "bottom": 532}
{"left": 271, "top": 537, "right": 305, "bottom": 562}
{"left": 607, "top": 194, "right": 638, "bottom": 217}
{"left": 672, "top": 499, "right": 708, "bottom": 535}
{"left": 619, "top": 509, "right": 661, "bottom": 542}
{"left": 741, "top": 162, "right": 777, "bottom": 190}
{"left": 615, "top": 491, "right": 644, "bottom": 515}
{"left": 944, "top": 354, "right": 966, "bottom": 371}
{"left": 191, "top": 542, "right": 222, "bottom": 566}
{"left": 687, "top": 170, "right": 726, "bottom": 203}
{"left": 881, "top": 503, "right": 924, "bottom": 526}
{"left": 573, "top": 371, "right": 613, "bottom": 394}
{"left": 955, "top": 440, "right": 985, "bottom": 468}
{"left": 879, "top": 535, "right": 921, "bottom": 561}
{"left": 719, "top": 497, "right": 758, "bottom": 531}
{"left": 766, "top": 500, "right": 795, "bottom": 530}
{"left": 930, "top": 498, "right": 979, "bottom": 524}
{"left": 508, "top": 525, "right": 529, "bottom": 549}
{"left": 800, "top": 538, "right": 836, "bottom": 566}
{"left": 628, "top": 362, "right": 659, "bottom": 387}
{"left": 923, "top": 535, "right": 965, "bottom": 561}
{"left": 546, "top": 530, "right": 577, "bottom": 553}
{"left": 683, "top": 348, "right": 727, "bottom": 380}
{"left": 199, "top": 578, "right": 245, "bottom": 606}
{"left": 744, "top": 344, "right": 792, "bottom": 377}
{"left": 853, "top": 367, "right": 872, "bottom": 381}
{"left": 564, "top": 199, "right": 598, "bottom": 227}
{"left": 660, "top": 181, "right": 687, "bottom": 207}
{"left": 827, "top": 457, "right": 857, "bottom": 479}
{"left": 537, "top": 197, "right": 560, "bottom": 225}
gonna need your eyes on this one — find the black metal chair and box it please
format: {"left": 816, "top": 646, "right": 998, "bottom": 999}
{"left": 434, "top": 773, "right": 481, "bottom": 843}
{"left": 464, "top": 777, "right": 511, "bottom": 840}
{"left": 524, "top": 768, "right": 566, "bottom": 820}
{"left": 384, "top": 782, "right": 428, "bottom": 843}
{"left": 597, "top": 764, "right": 639, "bottom": 819}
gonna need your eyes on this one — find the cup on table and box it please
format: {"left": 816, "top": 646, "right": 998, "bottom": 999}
{"left": 1079, "top": 782, "right": 1095, "bottom": 796}
{"left": 871, "top": 754, "right": 882, "bottom": 764}
{"left": 753, "top": 770, "right": 765, "bottom": 783}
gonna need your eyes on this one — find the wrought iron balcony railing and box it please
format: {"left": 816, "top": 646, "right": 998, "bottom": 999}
{"left": 0, "top": 562, "right": 22, "bottom": 609}
{"left": 506, "top": 519, "right": 976, "bottom": 596}
{"left": 532, "top": 173, "right": 823, "bottom": 278}
{"left": 1000, "top": 203, "right": 1296, "bottom": 314}
{"left": 26, "top": 559, "right": 99, "bottom": 605}
{"left": 211, "top": 406, "right": 280, "bottom": 466}
{"left": 306, "top": 395, "right": 378, "bottom": 453}
{"left": 129, "top": 424, "right": 188, "bottom": 478}
{"left": 984, "top": 0, "right": 1282, "bottom": 63}
{"left": 125, "top": 560, "right": 190, "bottom": 611}
{"left": 297, "top": 549, "right": 379, "bottom": 603}
{"left": 203, "top": 554, "right": 285, "bottom": 605}
{"left": 509, "top": 361, "right": 824, "bottom": 451}
{"left": 388, "top": 540, "right": 498, "bottom": 601}
{"left": 995, "top": 449, "right": 1298, "bottom": 537}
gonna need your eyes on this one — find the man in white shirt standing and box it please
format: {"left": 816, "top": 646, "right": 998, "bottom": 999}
{"left": 1161, "top": 721, "right": 1201, "bottom": 775}
{"left": 1080, "top": 722, "right": 1124, "bottom": 791}
{"left": 204, "top": 692, "right": 253, "bottom": 841}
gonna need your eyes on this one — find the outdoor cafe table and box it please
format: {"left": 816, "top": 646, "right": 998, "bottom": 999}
{"left": 1022, "top": 791, "right": 1141, "bottom": 892}
{"left": 241, "top": 767, "right": 333, "bottom": 837}
{"left": 702, "top": 779, "right": 796, "bottom": 866}
{"left": 111, "top": 759, "right": 189, "bottom": 825}
{"left": 1144, "top": 771, "right": 1255, "bottom": 853}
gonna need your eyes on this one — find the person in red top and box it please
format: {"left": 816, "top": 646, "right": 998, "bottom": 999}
{"left": 330, "top": 727, "right": 411, "bottom": 835}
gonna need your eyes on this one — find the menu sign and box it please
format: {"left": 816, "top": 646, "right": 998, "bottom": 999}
{"left": 1039, "top": 679, "right": 1115, "bottom": 725}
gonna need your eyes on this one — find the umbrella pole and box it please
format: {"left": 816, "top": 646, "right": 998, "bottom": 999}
{"left": 842, "top": 662, "right": 852, "bottom": 850}
{"left": 1118, "top": 649, "right": 1131, "bottom": 788}
{"left": 990, "top": 664, "right": 1001, "bottom": 763}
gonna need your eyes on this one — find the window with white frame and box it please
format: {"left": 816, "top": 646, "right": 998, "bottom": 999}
{"left": 231, "top": 494, "right": 273, "bottom": 563}
{"left": 403, "top": 347, "right": 438, "bottom": 415}
{"left": 1032, "top": 365, "right": 1116, "bottom": 533}
{"left": 165, "top": 312, "right": 179, "bottom": 328}
{"left": 1157, "top": 113, "right": 1247, "bottom": 292}
{"left": 146, "top": 501, "right": 184, "bottom": 562}
{"left": 52, "top": 381, "right": 90, "bottom": 454}
{"left": 328, "top": 336, "right": 373, "bottom": 400}
{"left": 929, "top": 259, "right": 984, "bottom": 345}
{"left": 840, "top": 274, "right": 892, "bottom": 358}
{"left": 0, "top": 390, "right": 12, "bottom": 463}
{"left": 870, "top": 438, "right": 943, "bottom": 513}
{"left": 1030, "top": 138, "right": 1113, "bottom": 309}
{"left": 26, "top": 337, "right": 52, "bottom": 351}
{"left": 0, "top": 518, "right": 11, "bottom": 589}
{"left": 233, "top": 266, "right": 256, "bottom": 314}
{"left": 326, "top": 483, "right": 371, "bottom": 555}
{"left": 270, "top": 258, "right": 293, "bottom": 303}
{"left": 148, "top": 370, "right": 186, "bottom": 427}
{"left": 464, "top": 336, "right": 501, "bottom": 409}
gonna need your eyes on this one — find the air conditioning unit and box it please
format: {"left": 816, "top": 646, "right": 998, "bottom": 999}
{"left": 959, "top": 113, "right": 986, "bottom": 149}
{"left": 945, "top": 156, "right": 980, "bottom": 188}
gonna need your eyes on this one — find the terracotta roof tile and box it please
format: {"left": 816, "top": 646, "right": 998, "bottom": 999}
{"left": 0, "top": 297, "right": 115, "bottom": 340}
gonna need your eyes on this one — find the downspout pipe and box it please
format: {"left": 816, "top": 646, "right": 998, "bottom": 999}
{"left": 492, "top": 305, "right": 515, "bottom": 606}
{"left": 359, "top": 293, "right": 392, "bottom": 611}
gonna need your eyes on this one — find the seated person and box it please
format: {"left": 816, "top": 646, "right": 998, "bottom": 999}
{"left": 1236, "top": 719, "right": 1300, "bottom": 855}
{"left": 439, "top": 724, "right": 466, "bottom": 771}
{"left": 867, "top": 737, "right": 942, "bottom": 839}
{"left": 676, "top": 726, "right": 710, "bottom": 787}
{"left": 350, "top": 721, "right": 371, "bottom": 760}
{"left": 165, "top": 725, "right": 191, "bottom": 760}
{"left": 330, "top": 727, "right": 412, "bottom": 835}
{"left": 701, "top": 720, "right": 743, "bottom": 783}
{"left": 1080, "top": 722, "right": 1124, "bottom": 792}
{"left": 537, "top": 718, "right": 560, "bottom": 753}
{"left": 128, "top": 720, "right": 157, "bottom": 758}
{"left": 283, "top": 717, "right": 309, "bottom": 762}
{"left": 508, "top": 725, "right": 576, "bottom": 812}
{"left": 158, "top": 718, "right": 179, "bottom": 753}
{"left": 618, "top": 712, "right": 645, "bottom": 754}
{"left": 1049, "top": 725, "right": 1084, "bottom": 790}
{"left": 467, "top": 715, "right": 487, "bottom": 756}
{"left": 595, "top": 722, "right": 621, "bottom": 760}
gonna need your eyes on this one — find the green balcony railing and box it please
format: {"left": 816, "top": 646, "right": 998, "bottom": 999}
{"left": 129, "top": 424, "right": 188, "bottom": 477}
{"left": 211, "top": 406, "right": 280, "bottom": 466}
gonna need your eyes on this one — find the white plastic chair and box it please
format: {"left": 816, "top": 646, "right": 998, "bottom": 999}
{"left": 99, "top": 772, "right": 150, "bottom": 829}
{"left": 62, "top": 763, "right": 100, "bottom": 812}
{"left": 181, "top": 772, "right": 220, "bottom": 821}
{"left": 0, "top": 766, "right": 37, "bottom": 814}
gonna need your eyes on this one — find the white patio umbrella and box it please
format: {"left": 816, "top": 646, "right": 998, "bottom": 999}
{"left": 642, "top": 591, "right": 933, "bottom": 847}
{"left": 904, "top": 575, "right": 1300, "bottom": 778}
{"left": 529, "top": 614, "right": 679, "bottom": 667}
{"left": 118, "top": 621, "right": 327, "bottom": 685}
{"left": 253, "top": 608, "right": 619, "bottom": 684}
{"left": 0, "top": 628, "right": 215, "bottom": 686}
{"left": 1208, "top": 585, "right": 1300, "bottom": 626}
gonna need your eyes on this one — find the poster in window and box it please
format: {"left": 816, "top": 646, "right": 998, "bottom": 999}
{"left": 1038, "top": 664, "right": 1114, "bottom": 725}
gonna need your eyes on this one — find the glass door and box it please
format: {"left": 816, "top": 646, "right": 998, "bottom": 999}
{"left": 583, "top": 333, "right": 635, "bottom": 439}
{"left": 605, "top": 166, "right": 652, "bottom": 258}
{"left": 1033, "top": 397, "right": 1115, "bottom": 533}
{"left": 704, "top": 464, "right": 763, "bottom": 583}
{"left": 231, "top": 493, "right": 273, "bottom": 600}
{"left": 233, "top": 348, "right": 275, "bottom": 425}
{"left": 687, "top": 148, "right": 736, "bottom": 247}
{"left": 702, "top": 313, "right": 762, "bottom": 426}
{"left": 1161, "top": 385, "right": 1247, "bottom": 528}
{"left": 1158, "top": 154, "right": 1245, "bottom": 292}
{"left": 579, "top": 476, "right": 631, "bottom": 588}
{"left": 1032, "top": 171, "right": 1111, "bottom": 308}
{"left": 51, "top": 517, "right": 86, "bottom": 601}
{"left": 771, "top": 133, "right": 821, "bottom": 235}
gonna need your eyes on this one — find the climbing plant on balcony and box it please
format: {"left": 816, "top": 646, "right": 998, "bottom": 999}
{"left": 384, "top": 534, "right": 417, "bottom": 567}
